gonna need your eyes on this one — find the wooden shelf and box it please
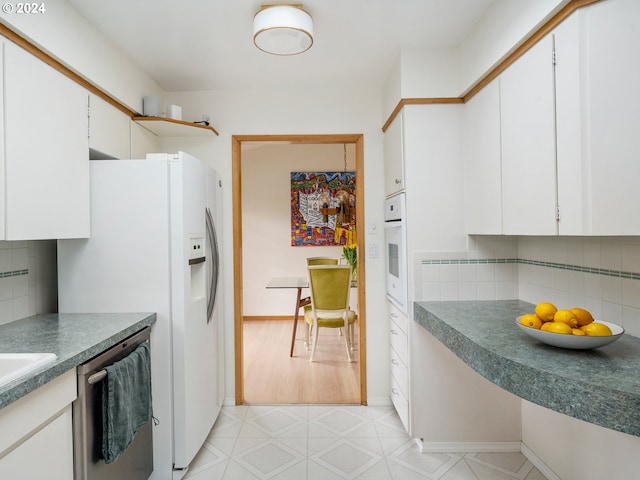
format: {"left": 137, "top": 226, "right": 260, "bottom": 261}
{"left": 132, "top": 116, "right": 219, "bottom": 137}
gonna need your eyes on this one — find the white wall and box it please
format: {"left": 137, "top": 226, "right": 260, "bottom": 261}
{"left": 162, "top": 87, "right": 388, "bottom": 404}
{"left": 0, "top": 0, "right": 163, "bottom": 112}
{"left": 458, "top": 0, "right": 569, "bottom": 94}
{"left": 381, "top": 0, "right": 569, "bottom": 119}
{"left": 518, "top": 236, "right": 640, "bottom": 338}
{"left": 0, "top": 241, "right": 57, "bottom": 325}
{"left": 241, "top": 143, "right": 356, "bottom": 316}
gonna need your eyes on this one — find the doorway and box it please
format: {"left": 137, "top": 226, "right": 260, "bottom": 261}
{"left": 232, "top": 134, "right": 366, "bottom": 405}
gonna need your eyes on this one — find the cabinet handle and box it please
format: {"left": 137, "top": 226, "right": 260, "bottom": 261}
{"left": 390, "top": 329, "right": 398, "bottom": 335}
{"left": 395, "top": 179, "right": 401, "bottom": 185}
{"left": 391, "top": 388, "right": 399, "bottom": 395}
{"left": 391, "top": 359, "right": 399, "bottom": 366}
{"left": 390, "top": 312, "right": 398, "bottom": 319}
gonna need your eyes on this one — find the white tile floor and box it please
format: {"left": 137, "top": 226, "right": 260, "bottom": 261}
{"left": 183, "top": 405, "right": 548, "bottom": 480}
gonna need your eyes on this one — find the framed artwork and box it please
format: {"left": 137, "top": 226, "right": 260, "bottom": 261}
{"left": 290, "top": 171, "right": 356, "bottom": 246}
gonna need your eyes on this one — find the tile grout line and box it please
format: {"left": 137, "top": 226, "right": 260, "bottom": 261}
{"left": 420, "top": 258, "right": 640, "bottom": 280}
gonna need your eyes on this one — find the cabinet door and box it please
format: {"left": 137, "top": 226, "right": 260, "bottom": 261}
{"left": 0, "top": 406, "right": 74, "bottom": 480}
{"left": 89, "top": 93, "right": 131, "bottom": 160}
{"left": 554, "top": 14, "right": 584, "bottom": 235}
{"left": 4, "top": 41, "right": 89, "bottom": 240}
{"left": 383, "top": 111, "right": 404, "bottom": 195}
{"left": 500, "top": 35, "right": 557, "bottom": 235}
{"left": 0, "top": 43, "right": 5, "bottom": 240}
{"left": 582, "top": 0, "right": 640, "bottom": 235}
{"left": 464, "top": 80, "right": 502, "bottom": 234}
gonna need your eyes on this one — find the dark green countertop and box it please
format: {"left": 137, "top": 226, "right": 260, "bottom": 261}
{"left": 0, "top": 313, "right": 156, "bottom": 409}
{"left": 414, "top": 300, "right": 640, "bottom": 437}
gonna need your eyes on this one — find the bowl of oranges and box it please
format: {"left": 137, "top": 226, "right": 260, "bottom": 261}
{"left": 516, "top": 303, "right": 624, "bottom": 350}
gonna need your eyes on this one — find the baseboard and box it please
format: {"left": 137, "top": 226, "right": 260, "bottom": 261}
{"left": 418, "top": 440, "right": 522, "bottom": 453}
{"left": 365, "top": 396, "right": 393, "bottom": 406}
{"left": 243, "top": 315, "right": 292, "bottom": 321}
{"left": 223, "top": 396, "right": 237, "bottom": 406}
{"left": 521, "top": 443, "right": 561, "bottom": 480}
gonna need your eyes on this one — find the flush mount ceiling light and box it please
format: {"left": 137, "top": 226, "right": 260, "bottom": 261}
{"left": 253, "top": 4, "right": 313, "bottom": 55}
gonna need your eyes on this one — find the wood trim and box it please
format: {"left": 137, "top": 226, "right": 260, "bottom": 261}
{"left": 0, "top": 23, "right": 220, "bottom": 135}
{"left": 232, "top": 133, "right": 367, "bottom": 406}
{"left": 382, "top": 98, "right": 463, "bottom": 132}
{"left": 462, "top": 0, "right": 602, "bottom": 103}
{"left": 232, "top": 136, "right": 244, "bottom": 405}
{"left": 132, "top": 116, "right": 220, "bottom": 136}
{"left": 0, "top": 24, "right": 138, "bottom": 118}
{"left": 381, "top": 0, "right": 604, "bottom": 132}
{"left": 354, "top": 133, "right": 367, "bottom": 405}
{"left": 233, "top": 133, "right": 364, "bottom": 144}
{"left": 243, "top": 316, "right": 294, "bottom": 321}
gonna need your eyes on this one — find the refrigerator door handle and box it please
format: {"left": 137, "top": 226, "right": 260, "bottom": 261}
{"left": 206, "top": 207, "right": 219, "bottom": 323}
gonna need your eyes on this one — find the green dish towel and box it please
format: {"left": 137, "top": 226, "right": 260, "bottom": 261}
{"left": 102, "top": 341, "right": 152, "bottom": 464}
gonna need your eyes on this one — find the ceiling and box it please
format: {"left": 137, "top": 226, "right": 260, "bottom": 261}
{"left": 67, "top": 0, "right": 495, "bottom": 92}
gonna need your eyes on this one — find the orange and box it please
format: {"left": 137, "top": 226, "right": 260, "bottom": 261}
{"left": 554, "top": 309, "right": 579, "bottom": 328}
{"left": 581, "top": 322, "right": 612, "bottom": 336}
{"left": 544, "top": 322, "right": 573, "bottom": 335}
{"left": 520, "top": 314, "right": 542, "bottom": 329}
{"left": 571, "top": 307, "right": 594, "bottom": 327}
{"left": 535, "top": 302, "right": 557, "bottom": 322}
{"left": 571, "top": 328, "right": 586, "bottom": 336}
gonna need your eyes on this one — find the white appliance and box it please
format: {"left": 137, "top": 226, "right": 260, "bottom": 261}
{"left": 57, "top": 151, "right": 224, "bottom": 480}
{"left": 384, "top": 193, "right": 408, "bottom": 313}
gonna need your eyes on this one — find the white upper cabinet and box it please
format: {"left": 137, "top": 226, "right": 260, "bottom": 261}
{"left": 500, "top": 34, "right": 557, "bottom": 235}
{"left": 463, "top": 80, "right": 502, "bottom": 234}
{"left": 383, "top": 111, "right": 405, "bottom": 196}
{"left": 0, "top": 43, "right": 5, "bottom": 240}
{"left": 579, "top": 0, "right": 640, "bottom": 235}
{"left": 553, "top": 14, "right": 584, "bottom": 235}
{"left": 88, "top": 93, "right": 131, "bottom": 160}
{"left": 3, "top": 40, "right": 90, "bottom": 240}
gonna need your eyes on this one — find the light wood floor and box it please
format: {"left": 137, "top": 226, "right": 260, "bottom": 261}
{"left": 243, "top": 319, "right": 360, "bottom": 404}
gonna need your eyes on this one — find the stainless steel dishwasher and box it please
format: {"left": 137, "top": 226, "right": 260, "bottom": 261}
{"left": 73, "top": 326, "right": 153, "bottom": 480}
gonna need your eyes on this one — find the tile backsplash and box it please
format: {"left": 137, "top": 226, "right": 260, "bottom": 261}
{"left": 0, "top": 240, "right": 57, "bottom": 325}
{"left": 414, "top": 236, "right": 640, "bottom": 337}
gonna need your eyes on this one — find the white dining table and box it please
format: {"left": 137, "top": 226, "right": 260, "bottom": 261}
{"left": 265, "top": 277, "right": 310, "bottom": 357}
{"left": 265, "top": 276, "right": 357, "bottom": 357}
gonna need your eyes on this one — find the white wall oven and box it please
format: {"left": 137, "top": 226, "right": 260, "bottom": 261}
{"left": 384, "top": 193, "right": 408, "bottom": 313}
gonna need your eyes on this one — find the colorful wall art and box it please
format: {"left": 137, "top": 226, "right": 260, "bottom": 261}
{"left": 290, "top": 171, "right": 356, "bottom": 246}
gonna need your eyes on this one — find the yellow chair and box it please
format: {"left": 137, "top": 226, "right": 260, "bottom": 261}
{"left": 306, "top": 257, "right": 339, "bottom": 266}
{"left": 298, "top": 257, "right": 339, "bottom": 314}
{"left": 290, "top": 257, "right": 340, "bottom": 357}
{"left": 304, "top": 265, "right": 356, "bottom": 362}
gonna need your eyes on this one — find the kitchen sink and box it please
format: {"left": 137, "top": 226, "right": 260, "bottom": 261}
{"left": 0, "top": 353, "right": 57, "bottom": 387}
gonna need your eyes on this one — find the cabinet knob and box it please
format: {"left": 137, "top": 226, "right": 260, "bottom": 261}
{"left": 395, "top": 178, "right": 401, "bottom": 185}
{"left": 391, "top": 359, "right": 399, "bottom": 366}
{"left": 390, "top": 329, "right": 398, "bottom": 335}
{"left": 391, "top": 388, "right": 399, "bottom": 395}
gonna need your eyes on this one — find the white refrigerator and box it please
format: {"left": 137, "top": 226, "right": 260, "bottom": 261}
{"left": 57, "top": 151, "right": 224, "bottom": 480}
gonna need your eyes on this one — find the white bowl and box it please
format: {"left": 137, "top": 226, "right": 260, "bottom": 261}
{"left": 515, "top": 317, "right": 624, "bottom": 350}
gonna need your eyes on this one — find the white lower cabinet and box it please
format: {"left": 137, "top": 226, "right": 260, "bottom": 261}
{"left": 0, "top": 370, "right": 76, "bottom": 480}
{"left": 1, "top": 405, "right": 73, "bottom": 480}
{"left": 388, "top": 302, "right": 409, "bottom": 431}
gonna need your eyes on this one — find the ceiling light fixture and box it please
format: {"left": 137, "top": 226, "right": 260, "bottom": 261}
{"left": 253, "top": 4, "right": 313, "bottom": 56}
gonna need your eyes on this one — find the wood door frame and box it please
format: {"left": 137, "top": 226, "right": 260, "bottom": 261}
{"left": 232, "top": 133, "right": 367, "bottom": 405}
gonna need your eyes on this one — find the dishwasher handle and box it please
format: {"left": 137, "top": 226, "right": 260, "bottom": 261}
{"left": 88, "top": 370, "right": 107, "bottom": 384}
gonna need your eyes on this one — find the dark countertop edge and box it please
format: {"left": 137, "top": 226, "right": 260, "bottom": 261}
{"left": 414, "top": 301, "right": 640, "bottom": 438}
{"left": 0, "top": 313, "right": 156, "bottom": 410}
